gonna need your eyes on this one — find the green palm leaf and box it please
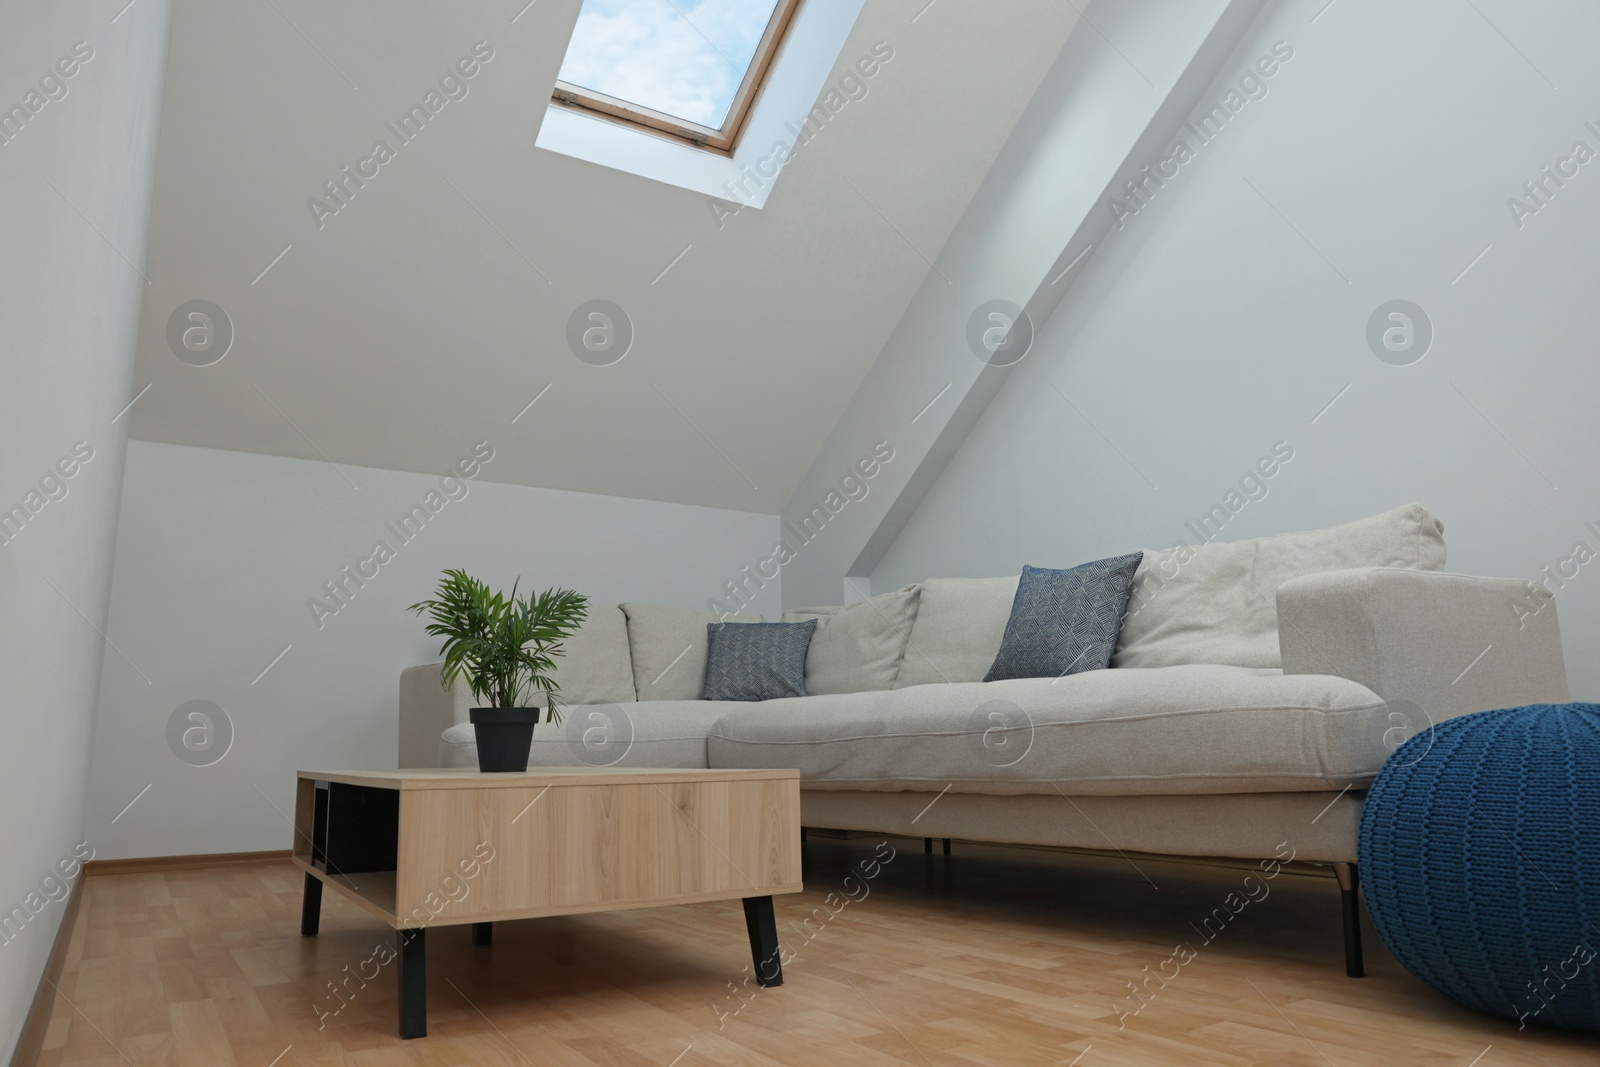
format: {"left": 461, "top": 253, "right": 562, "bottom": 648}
{"left": 410, "top": 569, "right": 589, "bottom": 723}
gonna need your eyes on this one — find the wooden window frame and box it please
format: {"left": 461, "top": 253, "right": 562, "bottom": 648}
{"left": 551, "top": 0, "right": 802, "bottom": 157}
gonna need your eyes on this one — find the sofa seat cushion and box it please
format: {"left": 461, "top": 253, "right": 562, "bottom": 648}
{"left": 439, "top": 700, "right": 752, "bottom": 770}
{"left": 706, "top": 665, "right": 1389, "bottom": 796}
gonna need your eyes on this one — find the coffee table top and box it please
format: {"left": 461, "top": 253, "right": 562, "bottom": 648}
{"left": 299, "top": 767, "right": 800, "bottom": 790}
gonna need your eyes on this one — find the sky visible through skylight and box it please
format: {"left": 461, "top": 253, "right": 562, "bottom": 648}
{"left": 558, "top": 0, "right": 781, "bottom": 129}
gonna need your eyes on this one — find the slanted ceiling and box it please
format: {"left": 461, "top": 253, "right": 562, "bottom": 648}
{"left": 776, "top": 0, "right": 1267, "bottom": 606}
{"left": 129, "top": 0, "right": 1080, "bottom": 513}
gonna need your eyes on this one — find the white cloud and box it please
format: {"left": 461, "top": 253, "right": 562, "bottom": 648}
{"left": 558, "top": 0, "right": 778, "bottom": 128}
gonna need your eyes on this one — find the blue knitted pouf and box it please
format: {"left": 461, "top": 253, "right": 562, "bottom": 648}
{"left": 1360, "top": 703, "right": 1600, "bottom": 1031}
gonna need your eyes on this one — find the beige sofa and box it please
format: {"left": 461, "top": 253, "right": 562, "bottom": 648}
{"left": 399, "top": 505, "right": 1569, "bottom": 974}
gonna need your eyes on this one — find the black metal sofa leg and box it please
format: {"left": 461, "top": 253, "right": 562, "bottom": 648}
{"left": 1333, "top": 862, "right": 1364, "bottom": 978}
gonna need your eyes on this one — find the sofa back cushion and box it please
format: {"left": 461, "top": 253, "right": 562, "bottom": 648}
{"left": 545, "top": 605, "right": 638, "bottom": 707}
{"left": 621, "top": 603, "right": 763, "bottom": 701}
{"left": 1114, "top": 503, "right": 1446, "bottom": 670}
{"left": 893, "top": 576, "right": 1019, "bottom": 688}
{"left": 782, "top": 584, "right": 921, "bottom": 694}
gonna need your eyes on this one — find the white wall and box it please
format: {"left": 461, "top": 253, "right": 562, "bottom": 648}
{"left": 85, "top": 440, "right": 780, "bottom": 860}
{"left": 871, "top": 0, "right": 1598, "bottom": 695}
{"left": 777, "top": 0, "right": 1237, "bottom": 607}
{"left": 0, "top": 0, "right": 172, "bottom": 1054}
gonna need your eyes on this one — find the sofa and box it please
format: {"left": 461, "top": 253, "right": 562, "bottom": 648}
{"left": 399, "top": 504, "right": 1569, "bottom": 974}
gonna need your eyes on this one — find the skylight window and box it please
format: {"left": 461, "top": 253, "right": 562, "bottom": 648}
{"left": 554, "top": 0, "right": 802, "bottom": 154}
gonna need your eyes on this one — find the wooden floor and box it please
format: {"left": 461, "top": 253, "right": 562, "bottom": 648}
{"left": 33, "top": 837, "right": 1597, "bottom": 1066}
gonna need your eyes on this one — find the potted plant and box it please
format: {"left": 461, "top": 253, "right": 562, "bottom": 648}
{"left": 410, "top": 569, "right": 588, "bottom": 772}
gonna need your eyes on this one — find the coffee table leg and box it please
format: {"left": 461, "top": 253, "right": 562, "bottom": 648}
{"left": 741, "top": 896, "right": 782, "bottom": 987}
{"left": 300, "top": 873, "right": 322, "bottom": 936}
{"left": 398, "top": 928, "right": 427, "bottom": 1039}
{"left": 472, "top": 922, "right": 493, "bottom": 946}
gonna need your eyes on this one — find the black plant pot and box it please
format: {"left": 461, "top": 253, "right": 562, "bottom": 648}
{"left": 469, "top": 707, "right": 539, "bottom": 772}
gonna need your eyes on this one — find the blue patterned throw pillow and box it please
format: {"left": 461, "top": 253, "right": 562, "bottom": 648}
{"left": 702, "top": 620, "right": 818, "bottom": 701}
{"left": 984, "top": 553, "right": 1143, "bottom": 682}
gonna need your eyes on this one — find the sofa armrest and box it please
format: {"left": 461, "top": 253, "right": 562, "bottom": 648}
{"left": 399, "top": 662, "right": 475, "bottom": 768}
{"left": 1277, "top": 567, "right": 1568, "bottom": 724}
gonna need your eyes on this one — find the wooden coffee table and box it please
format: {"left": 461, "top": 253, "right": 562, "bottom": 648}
{"left": 292, "top": 767, "right": 802, "bottom": 1038}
